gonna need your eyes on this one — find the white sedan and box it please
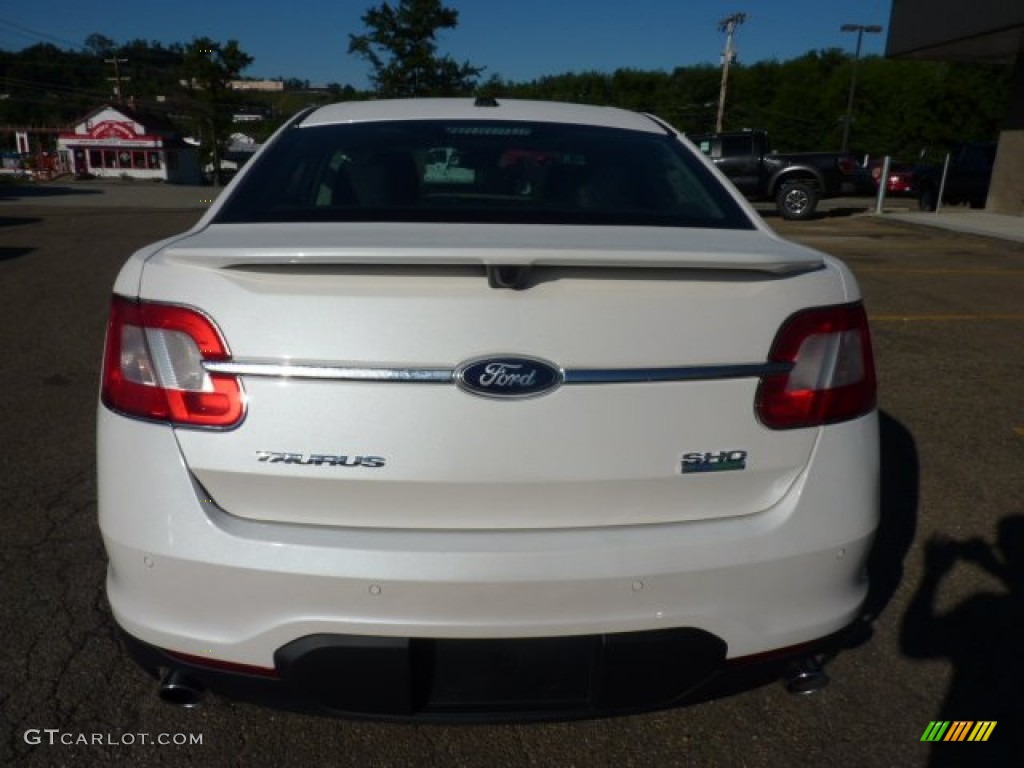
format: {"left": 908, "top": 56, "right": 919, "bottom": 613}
{"left": 98, "top": 97, "right": 878, "bottom": 719}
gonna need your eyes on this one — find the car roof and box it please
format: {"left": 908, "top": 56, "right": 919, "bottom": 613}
{"left": 299, "top": 98, "right": 668, "bottom": 134}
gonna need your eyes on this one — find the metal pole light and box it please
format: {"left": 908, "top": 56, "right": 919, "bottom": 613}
{"left": 840, "top": 24, "right": 882, "bottom": 152}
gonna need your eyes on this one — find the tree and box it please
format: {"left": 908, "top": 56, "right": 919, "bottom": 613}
{"left": 0, "top": 35, "right": 1009, "bottom": 159}
{"left": 84, "top": 33, "right": 116, "bottom": 57}
{"left": 180, "top": 37, "right": 253, "bottom": 185}
{"left": 118, "top": 39, "right": 187, "bottom": 101}
{"left": 348, "top": 0, "right": 482, "bottom": 97}
{"left": 0, "top": 43, "right": 105, "bottom": 127}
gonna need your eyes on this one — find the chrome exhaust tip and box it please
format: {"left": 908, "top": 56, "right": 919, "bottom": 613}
{"left": 159, "top": 670, "right": 205, "bottom": 708}
{"left": 783, "top": 657, "right": 830, "bottom": 696}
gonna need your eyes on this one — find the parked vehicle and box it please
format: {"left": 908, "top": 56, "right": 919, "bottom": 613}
{"left": 98, "top": 98, "right": 879, "bottom": 719}
{"left": 863, "top": 159, "right": 916, "bottom": 196}
{"left": 688, "top": 130, "right": 860, "bottom": 220}
{"left": 914, "top": 142, "right": 996, "bottom": 211}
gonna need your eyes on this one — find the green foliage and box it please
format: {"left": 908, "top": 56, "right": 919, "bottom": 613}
{"left": 348, "top": 0, "right": 483, "bottom": 97}
{"left": 0, "top": 43, "right": 106, "bottom": 126}
{"left": 501, "top": 52, "right": 1009, "bottom": 157}
{"left": 120, "top": 39, "right": 188, "bottom": 99}
{"left": 84, "top": 34, "right": 116, "bottom": 57}
{"left": 0, "top": 36, "right": 193, "bottom": 129}
{"left": 0, "top": 30, "right": 1011, "bottom": 164}
{"left": 177, "top": 38, "right": 254, "bottom": 183}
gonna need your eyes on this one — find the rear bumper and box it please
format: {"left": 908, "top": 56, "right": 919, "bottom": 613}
{"left": 99, "top": 406, "right": 879, "bottom": 702}
{"left": 121, "top": 624, "right": 852, "bottom": 721}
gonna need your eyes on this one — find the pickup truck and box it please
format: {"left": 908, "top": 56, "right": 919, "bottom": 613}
{"left": 914, "top": 142, "right": 996, "bottom": 211}
{"left": 689, "top": 130, "right": 859, "bottom": 220}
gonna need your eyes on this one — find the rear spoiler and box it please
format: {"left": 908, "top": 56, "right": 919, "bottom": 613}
{"left": 160, "top": 223, "right": 826, "bottom": 276}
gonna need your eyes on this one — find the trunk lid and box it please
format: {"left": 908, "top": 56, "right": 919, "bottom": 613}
{"left": 141, "top": 222, "right": 844, "bottom": 530}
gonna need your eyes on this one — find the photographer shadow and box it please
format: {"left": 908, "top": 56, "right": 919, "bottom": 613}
{"left": 900, "top": 517, "right": 1024, "bottom": 765}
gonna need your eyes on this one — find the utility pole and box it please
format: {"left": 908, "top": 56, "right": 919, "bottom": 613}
{"left": 716, "top": 12, "right": 747, "bottom": 132}
{"left": 839, "top": 24, "right": 882, "bottom": 151}
{"left": 105, "top": 56, "right": 130, "bottom": 102}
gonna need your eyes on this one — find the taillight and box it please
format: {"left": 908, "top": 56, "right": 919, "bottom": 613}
{"left": 756, "top": 302, "right": 876, "bottom": 430}
{"left": 837, "top": 157, "right": 859, "bottom": 175}
{"left": 102, "top": 296, "right": 245, "bottom": 428}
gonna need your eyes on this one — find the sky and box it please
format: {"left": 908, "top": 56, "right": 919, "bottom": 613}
{"left": 0, "top": 1, "right": 893, "bottom": 88}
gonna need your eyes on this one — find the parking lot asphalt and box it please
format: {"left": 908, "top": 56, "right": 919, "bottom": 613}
{"left": 0, "top": 179, "right": 217, "bottom": 209}
{"left": 1, "top": 184, "right": 1022, "bottom": 767}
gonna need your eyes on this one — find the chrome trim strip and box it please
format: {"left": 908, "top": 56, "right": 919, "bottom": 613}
{"left": 563, "top": 362, "right": 792, "bottom": 384}
{"left": 203, "top": 362, "right": 454, "bottom": 383}
{"left": 205, "top": 360, "right": 791, "bottom": 384}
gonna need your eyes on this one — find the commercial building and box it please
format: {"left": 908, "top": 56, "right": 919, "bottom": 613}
{"left": 887, "top": 0, "right": 1024, "bottom": 215}
{"left": 229, "top": 79, "right": 284, "bottom": 92}
{"left": 57, "top": 105, "right": 201, "bottom": 184}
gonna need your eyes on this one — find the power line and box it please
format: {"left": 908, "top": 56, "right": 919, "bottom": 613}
{"left": 0, "top": 15, "right": 85, "bottom": 51}
{"left": 0, "top": 27, "right": 42, "bottom": 47}
{"left": 3, "top": 73, "right": 262, "bottom": 116}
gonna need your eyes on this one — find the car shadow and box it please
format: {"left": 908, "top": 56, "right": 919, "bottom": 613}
{"left": 757, "top": 205, "right": 873, "bottom": 222}
{"left": 0, "top": 217, "right": 41, "bottom": 262}
{"left": 863, "top": 410, "right": 920, "bottom": 623}
{"left": 824, "top": 206, "right": 874, "bottom": 219}
{"left": 833, "top": 410, "right": 920, "bottom": 654}
{"left": 0, "top": 247, "right": 35, "bottom": 262}
{"left": 0, "top": 216, "right": 42, "bottom": 228}
{"left": 0, "top": 184, "right": 103, "bottom": 200}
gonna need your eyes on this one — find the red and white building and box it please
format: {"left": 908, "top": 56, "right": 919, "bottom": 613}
{"left": 57, "top": 105, "right": 201, "bottom": 184}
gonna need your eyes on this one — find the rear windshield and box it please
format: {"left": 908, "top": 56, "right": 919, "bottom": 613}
{"left": 214, "top": 119, "right": 754, "bottom": 229}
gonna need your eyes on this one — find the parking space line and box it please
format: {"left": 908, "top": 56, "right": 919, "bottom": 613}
{"left": 857, "top": 268, "right": 1024, "bottom": 276}
{"left": 871, "top": 313, "right": 1024, "bottom": 322}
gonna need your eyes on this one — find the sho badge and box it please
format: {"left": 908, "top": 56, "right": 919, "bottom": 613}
{"left": 681, "top": 450, "right": 748, "bottom": 474}
{"left": 257, "top": 451, "right": 386, "bottom": 468}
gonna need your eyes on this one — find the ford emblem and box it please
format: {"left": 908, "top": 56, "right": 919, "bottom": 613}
{"left": 455, "top": 355, "right": 564, "bottom": 400}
